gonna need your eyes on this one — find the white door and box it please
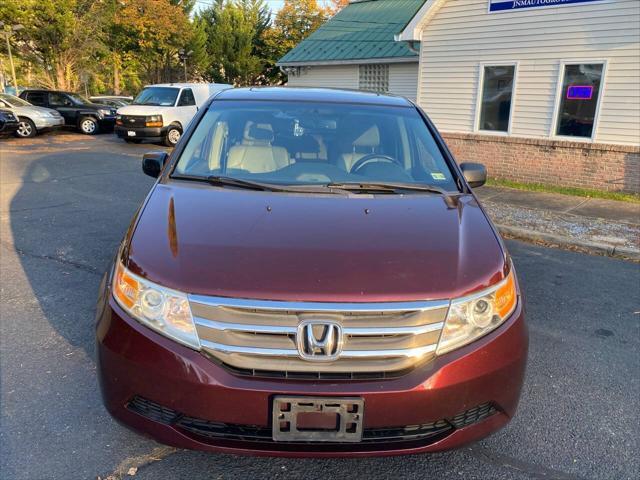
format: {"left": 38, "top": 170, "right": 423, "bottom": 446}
{"left": 174, "top": 88, "right": 198, "bottom": 130}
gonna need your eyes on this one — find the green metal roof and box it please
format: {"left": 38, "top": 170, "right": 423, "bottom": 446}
{"left": 277, "top": 0, "right": 425, "bottom": 66}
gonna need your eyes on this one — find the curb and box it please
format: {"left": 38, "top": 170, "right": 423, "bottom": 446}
{"left": 496, "top": 225, "right": 640, "bottom": 261}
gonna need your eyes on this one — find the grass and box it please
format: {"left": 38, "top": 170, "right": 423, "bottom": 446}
{"left": 486, "top": 178, "right": 640, "bottom": 203}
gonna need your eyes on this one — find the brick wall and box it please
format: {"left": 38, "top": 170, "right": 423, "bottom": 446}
{"left": 442, "top": 133, "right": 640, "bottom": 194}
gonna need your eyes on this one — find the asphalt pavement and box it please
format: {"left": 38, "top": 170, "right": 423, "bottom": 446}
{"left": 0, "top": 132, "right": 638, "bottom": 480}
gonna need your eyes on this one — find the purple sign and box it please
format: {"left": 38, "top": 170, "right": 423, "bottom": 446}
{"left": 567, "top": 85, "right": 593, "bottom": 100}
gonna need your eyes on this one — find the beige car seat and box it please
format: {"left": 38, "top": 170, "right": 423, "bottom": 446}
{"left": 340, "top": 125, "right": 381, "bottom": 172}
{"left": 227, "top": 122, "right": 290, "bottom": 173}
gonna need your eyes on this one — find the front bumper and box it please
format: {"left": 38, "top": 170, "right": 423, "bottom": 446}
{"left": 96, "top": 285, "right": 528, "bottom": 457}
{"left": 115, "top": 125, "right": 166, "bottom": 139}
{"left": 99, "top": 117, "right": 116, "bottom": 131}
{"left": 33, "top": 116, "right": 65, "bottom": 130}
{"left": 0, "top": 121, "right": 19, "bottom": 135}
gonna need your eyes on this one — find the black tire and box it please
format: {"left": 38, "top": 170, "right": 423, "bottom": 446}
{"left": 163, "top": 125, "right": 182, "bottom": 147}
{"left": 78, "top": 116, "right": 99, "bottom": 135}
{"left": 15, "top": 117, "right": 37, "bottom": 138}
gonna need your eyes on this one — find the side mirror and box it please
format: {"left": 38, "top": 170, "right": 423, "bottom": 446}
{"left": 460, "top": 162, "right": 487, "bottom": 188}
{"left": 142, "top": 151, "right": 169, "bottom": 178}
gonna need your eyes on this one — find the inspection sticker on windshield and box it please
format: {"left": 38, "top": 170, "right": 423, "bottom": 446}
{"left": 431, "top": 173, "right": 446, "bottom": 181}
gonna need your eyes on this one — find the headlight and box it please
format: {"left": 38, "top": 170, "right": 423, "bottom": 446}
{"left": 116, "top": 115, "right": 122, "bottom": 125}
{"left": 146, "top": 115, "right": 163, "bottom": 127}
{"left": 112, "top": 261, "right": 201, "bottom": 350}
{"left": 436, "top": 269, "right": 517, "bottom": 355}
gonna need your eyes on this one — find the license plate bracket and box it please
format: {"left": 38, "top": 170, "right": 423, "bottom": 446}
{"left": 272, "top": 396, "right": 364, "bottom": 443}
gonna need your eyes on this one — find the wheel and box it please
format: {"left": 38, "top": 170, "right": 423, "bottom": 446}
{"left": 163, "top": 125, "right": 182, "bottom": 147}
{"left": 15, "top": 118, "right": 37, "bottom": 138}
{"left": 79, "top": 116, "right": 98, "bottom": 135}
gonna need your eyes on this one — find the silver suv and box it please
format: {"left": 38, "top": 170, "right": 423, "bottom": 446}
{"left": 0, "top": 93, "right": 64, "bottom": 138}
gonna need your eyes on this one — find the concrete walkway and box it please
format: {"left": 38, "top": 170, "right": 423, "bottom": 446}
{"left": 475, "top": 186, "right": 640, "bottom": 259}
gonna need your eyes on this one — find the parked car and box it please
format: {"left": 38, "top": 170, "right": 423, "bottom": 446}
{"left": 19, "top": 90, "right": 117, "bottom": 135}
{"left": 0, "top": 108, "right": 20, "bottom": 136}
{"left": 0, "top": 93, "right": 64, "bottom": 138}
{"left": 115, "top": 83, "right": 232, "bottom": 146}
{"left": 90, "top": 96, "right": 133, "bottom": 108}
{"left": 97, "top": 87, "right": 527, "bottom": 457}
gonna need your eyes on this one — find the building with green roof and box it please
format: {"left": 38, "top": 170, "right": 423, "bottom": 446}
{"left": 277, "top": 0, "right": 427, "bottom": 100}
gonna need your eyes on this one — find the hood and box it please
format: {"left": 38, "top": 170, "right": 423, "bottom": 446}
{"left": 11, "top": 105, "right": 61, "bottom": 117}
{"left": 126, "top": 182, "right": 507, "bottom": 302}
{"left": 116, "top": 105, "right": 172, "bottom": 116}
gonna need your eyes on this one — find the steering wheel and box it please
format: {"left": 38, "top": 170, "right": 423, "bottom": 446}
{"left": 350, "top": 153, "right": 403, "bottom": 174}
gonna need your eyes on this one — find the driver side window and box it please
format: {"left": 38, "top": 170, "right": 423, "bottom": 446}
{"left": 178, "top": 89, "right": 196, "bottom": 107}
{"left": 49, "top": 93, "right": 72, "bottom": 107}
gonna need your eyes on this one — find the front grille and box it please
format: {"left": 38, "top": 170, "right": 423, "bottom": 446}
{"left": 126, "top": 396, "right": 497, "bottom": 446}
{"left": 449, "top": 403, "right": 497, "bottom": 428}
{"left": 127, "top": 396, "right": 180, "bottom": 424}
{"left": 189, "top": 295, "right": 449, "bottom": 378}
{"left": 120, "top": 115, "right": 147, "bottom": 127}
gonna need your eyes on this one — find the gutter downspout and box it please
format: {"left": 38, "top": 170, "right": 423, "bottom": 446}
{"left": 405, "top": 40, "right": 420, "bottom": 55}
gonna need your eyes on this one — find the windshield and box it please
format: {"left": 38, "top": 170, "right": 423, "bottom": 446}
{"left": 133, "top": 87, "right": 180, "bottom": 106}
{"left": 173, "top": 101, "right": 459, "bottom": 192}
{"left": 0, "top": 94, "right": 31, "bottom": 107}
{"left": 66, "top": 93, "right": 92, "bottom": 105}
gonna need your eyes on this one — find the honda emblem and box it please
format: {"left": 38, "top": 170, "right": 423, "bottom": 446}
{"left": 296, "top": 320, "right": 343, "bottom": 362}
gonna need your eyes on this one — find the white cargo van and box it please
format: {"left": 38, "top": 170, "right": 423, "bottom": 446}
{"left": 115, "top": 83, "right": 232, "bottom": 146}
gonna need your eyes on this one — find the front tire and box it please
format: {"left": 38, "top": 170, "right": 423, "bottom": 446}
{"left": 15, "top": 118, "right": 37, "bottom": 138}
{"left": 163, "top": 125, "right": 181, "bottom": 147}
{"left": 79, "top": 116, "right": 98, "bottom": 135}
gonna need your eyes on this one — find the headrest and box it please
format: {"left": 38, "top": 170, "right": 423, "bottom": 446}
{"left": 244, "top": 122, "right": 274, "bottom": 144}
{"left": 353, "top": 126, "right": 380, "bottom": 148}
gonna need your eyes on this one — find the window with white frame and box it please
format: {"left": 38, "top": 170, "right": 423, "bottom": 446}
{"left": 554, "top": 63, "right": 605, "bottom": 139}
{"left": 477, "top": 64, "right": 516, "bottom": 133}
{"left": 359, "top": 64, "right": 389, "bottom": 93}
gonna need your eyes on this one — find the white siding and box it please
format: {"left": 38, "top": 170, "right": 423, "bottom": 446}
{"left": 389, "top": 63, "right": 420, "bottom": 100}
{"left": 287, "top": 62, "right": 420, "bottom": 100}
{"left": 418, "top": 0, "right": 640, "bottom": 146}
{"left": 287, "top": 65, "right": 359, "bottom": 90}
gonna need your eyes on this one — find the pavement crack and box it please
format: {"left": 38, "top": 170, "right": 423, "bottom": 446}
{"left": 0, "top": 240, "right": 102, "bottom": 276}
{"left": 99, "top": 446, "right": 179, "bottom": 480}
{"left": 5, "top": 201, "right": 76, "bottom": 214}
{"left": 468, "top": 446, "right": 587, "bottom": 480}
{"left": 562, "top": 197, "right": 591, "bottom": 214}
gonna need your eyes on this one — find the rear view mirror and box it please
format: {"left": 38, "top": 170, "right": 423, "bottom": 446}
{"left": 460, "top": 163, "right": 487, "bottom": 188}
{"left": 142, "top": 151, "right": 169, "bottom": 178}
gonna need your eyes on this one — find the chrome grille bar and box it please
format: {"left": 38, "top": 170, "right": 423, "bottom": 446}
{"left": 189, "top": 295, "right": 450, "bottom": 313}
{"left": 194, "top": 317, "right": 444, "bottom": 336}
{"left": 200, "top": 339, "right": 437, "bottom": 359}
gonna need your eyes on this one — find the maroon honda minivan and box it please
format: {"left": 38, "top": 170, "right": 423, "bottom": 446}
{"left": 96, "top": 87, "right": 527, "bottom": 457}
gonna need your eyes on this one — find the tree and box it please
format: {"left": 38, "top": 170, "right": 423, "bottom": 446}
{"left": 263, "top": 0, "right": 331, "bottom": 83}
{"left": 200, "top": 0, "right": 267, "bottom": 85}
{"left": 330, "top": 0, "right": 350, "bottom": 13}
{"left": 114, "top": 0, "right": 191, "bottom": 85}
{"left": 0, "top": 0, "right": 104, "bottom": 91}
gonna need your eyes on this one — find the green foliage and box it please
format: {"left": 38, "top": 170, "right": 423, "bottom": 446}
{"left": 199, "top": 0, "right": 269, "bottom": 85}
{"left": 0, "top": 0, "right": 334, "bottom": 93}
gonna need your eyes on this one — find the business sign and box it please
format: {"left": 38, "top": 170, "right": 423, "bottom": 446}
{"left": 489, "top": 0, "right": 602, "bottom": 12}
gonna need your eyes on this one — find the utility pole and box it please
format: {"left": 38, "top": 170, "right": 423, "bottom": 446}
{"left": 178, "top": 49, "right": 193, "bottom": 83}
{"left": 0, "top": 22, "right": 23, "bottom": 93}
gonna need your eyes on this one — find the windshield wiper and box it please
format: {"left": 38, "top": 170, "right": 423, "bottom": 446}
{"left": 173, "top": 174, "right": 347, "bottom": 194}
{"left": 206, "top": 175, "right": 294, "bottom": 192}
{"left": 326, "top": 182, "right": 452, "bottom": 195}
